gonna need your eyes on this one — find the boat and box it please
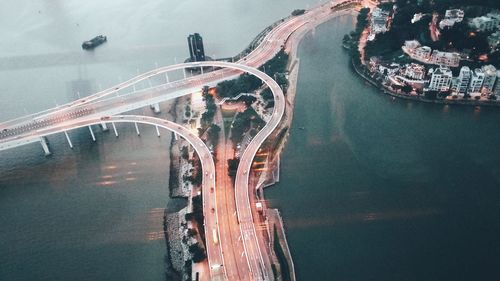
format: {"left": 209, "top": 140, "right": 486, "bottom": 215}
{"left": 82, "top": 35, "right": 107, "bottom": 50}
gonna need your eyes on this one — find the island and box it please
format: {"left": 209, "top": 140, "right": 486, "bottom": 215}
{"left": 345, "top": 0, "right": 500, "bottom": 105}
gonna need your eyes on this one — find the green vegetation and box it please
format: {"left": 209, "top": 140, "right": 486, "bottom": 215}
{"left": 207, "top": 124, "right": 221, "bottom": 147}
{"left": 227, "top": 158, "right": 239, "bottom": 178}
{"left": 184, "top": 155, "right": 202, "bottom": 186}
{"left": 216, "top": 74, "right": 262, "bottom": 98}
{"left": 259, "top": 49, "right": 289, "bottom": 78}
{"left": 181, "top": 146, "right": 189, "bottom": 160}
{"left": 343, "top": 8, "right": 369, "bottom": 65}
{"left": 273, "top": 224, "right": 291, "bottom": 281}
{"left": 185, "top": 194, "right": 205, "bottom": 242}
{"left": 188, "top": 243, "right": 206, "bottom": 263}
{"left": 364, "top": 0, "right": 499, "bottom": 63}
{"left": 230, "top": 107, "right": 265, "bottom": 144}
{"left": 201, "top": 86, "right": 217, "bottom": 126}
{"left": 217, "top": 49, "right": 289, "bottom": 98}
{"left": 187, "top": 228, "right": 198, "bottom": 237}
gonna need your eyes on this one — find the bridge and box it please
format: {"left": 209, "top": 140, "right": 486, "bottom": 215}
{"left": 0, "top": 1, "right": 358, "bottom": 280}
{"left": 0, "top": 60, "right": 283, "bottom": 281}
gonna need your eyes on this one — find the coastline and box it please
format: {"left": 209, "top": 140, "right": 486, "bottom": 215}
{"left": 351, "top": 59, "right": 500, "bottom": 107}
{"left": 348, "top": 6, "right": 500, "bottom": 108}
{"left": 253, "top": 8, "right": 360, "bottom": 281}
{"left": 163, "top": 6, "right": 361, "bottom": 280}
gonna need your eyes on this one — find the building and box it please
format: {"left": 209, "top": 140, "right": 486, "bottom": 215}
{"left": 402, "top": 40, "right": 462, "bottom": 67}
{"left": 411, "top": 13, "right": 424, "bottom": 24}
{"left": 439, "top": 9, "right": 464, "bottom": 29}
{"left": 488, "top": 30, "right": 500, "bottom": 52}
{"left": 415, "top": 46, "right": 432, "bottom": 61}
{"left": 481, "top": 65, "right": 497, "bottom": 93}
{"left": 187, "top": 33, "right": 206, "bottom": 62}
{"left": 371, "top": 8, "right": 390, "bottom": 33}
{"left": 430, "top": 50, "right": 460, "bottom": 67}
{"left": 427, "top": 66, "right": 452, "bottom": 92}
{"left": 368, "top": 8, "right": 391, "bottom": 41}
{"left": 451, "top": 66, "right": 471, "bottom": 94}
{"left": 495, "top": 71, "right": 500, "bottom": 96}
{"left": 404, "top": 63, "right": 426, "bottom": 80}
{"left": 468, "top": 68, "right": 485, "bottom": 94}
{"left": 469, "top": 13, "right": 500, "bottom": 32}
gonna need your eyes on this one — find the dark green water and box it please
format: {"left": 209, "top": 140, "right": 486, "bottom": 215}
{"left": 267, "top": 15, "right": 500, "bottom": 281}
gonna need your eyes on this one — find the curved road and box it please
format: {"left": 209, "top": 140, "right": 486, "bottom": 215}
{"left": 0, "top": 61, "right": 285, "bottom": 281}
{"left": 0, "top": 1, "right": 357, "bottom": 280}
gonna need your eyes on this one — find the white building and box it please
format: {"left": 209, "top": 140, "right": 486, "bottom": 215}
{"left": 415, "top": 46, "right": 432, "bottom": 61}
{"left": 469, "top": 13, "right": 500, "bottom": 32}
{"left": 404, "top": 63, "right": 426, "bottom": 80}
{"left": 428, "top": 66, "right": 453, "bottom": 92}
{"left": 452, "top": 66, "right": 471, "bottom": 94}
{"left": 404, "top": 40, "right": 421, "bottom": 50}
{"left": 439, "top": 9, "right": 464, "bottom": 29}
{"left": 412, "top": 13, "right": 424, "bottom": 24}
{"left": 430, "top": 51, "right": 461, "bottom": 67}
{"left": 468, "top": 68, "right": 485, "bottom": 94}
{"left": 481, "top": 65, "right": 497, "bottom": 93}
{"left": 488, "top": 31, "right": 500, "bottom": 51}
{"left": 368, "top": 8, "right": 391, "bottom": 41}
{"left": 495, "top": 71, "right": 500, "bottom": 96}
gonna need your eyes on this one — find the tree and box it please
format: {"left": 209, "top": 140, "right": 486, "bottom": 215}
{"left": 187, "top": 228, "right": 198, "bottom": 237}
{"left": 181, "top": 146, "right": 189, "bottom": 160}
{"left": 402, "top": 85, "right": 413, "bottom": 94}
{"left": 207, "top": 124, "right": 221, "bottom": 147}
{"left": 227, "top": 158, "right": 240, "bottom": 178}
{"left": 424, "top": 90, "right": 438, "bottom": 100}
{"left": 189, "top": 243, "right": 206, "bottom": 263}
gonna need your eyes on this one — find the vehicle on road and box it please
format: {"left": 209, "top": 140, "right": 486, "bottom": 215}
{"left": 212, "top": 228, "right": 219, "bottom": 245}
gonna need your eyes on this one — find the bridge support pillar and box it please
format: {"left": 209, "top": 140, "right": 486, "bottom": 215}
{"left": 134, "top": 122, "right": 140, "bottom": 136}
{"left": 133, "top": 84, "right": 136, "bottom": 92}
{"left": 200, "top": 66, "right": 204, "bottom": 75}
{"left": 100, "top": 122, "right": 109, "bottom": 131}
{"left": 174, "top": 132, "right": 179, "bottom": 140}
{"left": 88, "top": 126, "right": 96, "bottom": 141}
{"left": 152, "top": 103, "right": 161, "bottom": 114}
{"left": 112, "top": 122, "right": 118, "bottom": 137}
{"left": 183, "top": 69, "right": 187, "bottom": 79}
{"left": 39, "top": 136, "right": 51, "bottom": 156}
{"left": 155, "top": 126, "right": 161, "bottom": 137}
{"left": 165, "top": 73, "right": 170, "bottom": 83}
{"left": 64, "top": 131, "right": 73, "bottom": 149}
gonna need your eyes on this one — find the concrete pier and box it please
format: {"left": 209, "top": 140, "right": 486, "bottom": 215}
{"left": 88, "top": 126, "right": 96, "bottom": 141}
{"left": 134, "top": 122, "right": 140, "bottom": 136}
{"left": 64, "top": 131, "right": 73, "bottom": 149}
{"left": 100, "top": 122, "right": 109, "bottom": 131}
{"left": 39, "top": 136, "right": 51, "bottom": 156}
{"left": 155, "top": 125, "right": 161, "bottom": 137}
{"left": 111, "top": 122, "right": 118, "bottom": 137}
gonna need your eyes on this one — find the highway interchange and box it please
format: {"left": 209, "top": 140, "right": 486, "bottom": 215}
{"left": 0, "top": 1, "right": 358, "bottom": 280}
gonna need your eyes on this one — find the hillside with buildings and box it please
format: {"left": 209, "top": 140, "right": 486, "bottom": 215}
{"left": 349, "top": 0, "right": 500, "bottom": 102}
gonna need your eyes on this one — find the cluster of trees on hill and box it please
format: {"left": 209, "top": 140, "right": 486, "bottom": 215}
{"left": 365, "top": 0, "right": 498, "bottom": 62}
{"left": 343, "top": 8, "right": 370, "bottom": 64}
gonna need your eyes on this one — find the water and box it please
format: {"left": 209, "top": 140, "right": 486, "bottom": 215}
{"left": 0, "top": 1, "right": 320, "bottom": 280}
{"left": 267, "top": 15, "right": 500, "bottom": 281}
